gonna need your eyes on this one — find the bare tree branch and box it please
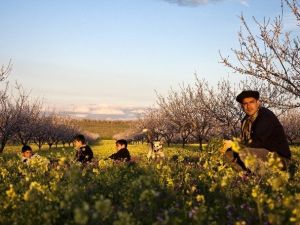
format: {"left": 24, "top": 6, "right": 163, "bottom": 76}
{"left": 220, "top": 1, "right": 300, "bottom": 107}
{"left": 0, "top": 60, "right": 12, "bottom": 82}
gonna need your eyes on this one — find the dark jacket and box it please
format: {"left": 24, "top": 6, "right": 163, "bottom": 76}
{"left": 74, "top": 145, "right": 94, "bottom": 164}
{"left": 109, "top": 148, "right": 131, "bottom": 161}
{"left": 242, "top": 107, "right": 291, "bottom": 159}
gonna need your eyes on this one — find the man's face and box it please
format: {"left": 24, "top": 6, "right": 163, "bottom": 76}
{"left": 73, "top": 140, "right": 83, "bottom": 149}
{"left": 22, "top": 150, "right": 33, "bottom": 159}
{"left": 116, "top": 143, "right": 125, "bottom": 151}
{"left": 241, "top": 97, "right": 260, "bottom": 116}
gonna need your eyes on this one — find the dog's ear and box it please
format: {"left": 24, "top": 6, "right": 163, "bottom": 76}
{"left": 159, "top": 139, "right": 165, "bottom": 145}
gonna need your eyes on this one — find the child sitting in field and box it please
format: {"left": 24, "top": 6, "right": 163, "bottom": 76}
{"left": 21, "top": 145, "right": 50, "bottom": 172}
{"left": 21, "top": 145, "right": 38, "bottom": 163}
{"left": 73, "top": 134, "right": 94, "bottom": 164}
{"left": 108, "top": 139, "right": 131, "bottom": 162}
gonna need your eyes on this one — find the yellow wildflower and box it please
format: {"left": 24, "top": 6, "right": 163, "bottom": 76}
{"left": 6, "top": 184, "right": 17, "bottom": 199}
{"left": 196, "top": 195, "right": 205, "bottom": 203}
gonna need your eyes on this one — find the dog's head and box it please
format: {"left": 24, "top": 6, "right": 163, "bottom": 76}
{"left": 153, "top": 141, "right": 163, "bottom": 152}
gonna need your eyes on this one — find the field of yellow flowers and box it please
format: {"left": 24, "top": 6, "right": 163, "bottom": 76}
{"left": 1, "top": 140, "right": 300, "bottom": 225}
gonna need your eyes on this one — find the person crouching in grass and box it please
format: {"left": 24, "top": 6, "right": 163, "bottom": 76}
{"left": 21, "top": 145, "right": 34, "bottom": 163}
{"left": 108, "top": 139, "right": 131, "bottom": 162}
{"left": 73, "top": 134, "right": 94, "bottom": 164}
{"left": 221, "top": 90, "right": 291, "bottom": 175}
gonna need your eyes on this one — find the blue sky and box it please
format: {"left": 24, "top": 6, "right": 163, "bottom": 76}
{"left": 0, "top": 0, "right": 290, "bottom": 119}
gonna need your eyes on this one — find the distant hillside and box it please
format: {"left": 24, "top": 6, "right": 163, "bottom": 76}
{"left": 71, "top": 119, "right": 136, "bottom": 139}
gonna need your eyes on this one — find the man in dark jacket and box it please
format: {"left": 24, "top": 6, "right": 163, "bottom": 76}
{"left": 73, "top": 134, "right": 94, "bottom": 164}
{"left": 109, "top": 139, "right": 131, "bottom": 162}
{"left": 224, "top": 90, "right": 291, "bottom": 174}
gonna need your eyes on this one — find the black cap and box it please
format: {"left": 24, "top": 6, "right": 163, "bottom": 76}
{"left": 21, "top": 145, "right": 32, "bottom": 153}
{"left": 236, "top": 90, "right": 260, "bottom": 103}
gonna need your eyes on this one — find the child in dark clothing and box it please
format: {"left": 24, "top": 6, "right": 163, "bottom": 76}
{"left": 109, "top": 139, "right": 131, "bottom": 162}
{"left": 73, "top": 134, "right": 93, "bottom": 164}
{"left": 21, "top": 145, "right": 34, "bottom": 163}
{"left": 21, "top": 145, "right": 40, "bottom": 163}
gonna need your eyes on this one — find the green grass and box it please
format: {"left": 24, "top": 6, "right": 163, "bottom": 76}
{"left": 91, "top": 140, "right": 202, "bottom": 160}
{"left": 5, "top": 140, "right": 202, "bottom": 162}
{"left": 5, "top": 140, "right": 299, "bottom": 161}
{"left": 1, "top": 140, "right": 300, "bottom": 225}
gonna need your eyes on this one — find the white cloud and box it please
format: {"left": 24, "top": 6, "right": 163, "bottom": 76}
{"left": 72, "top": 105, "right": 91, "bottom": 113}
{"left": 57, "top": 104, "right": 146, "bottom": 120}
{"left": 130, "top": 109, "right": 146, "bottom": 114}
{"left": 163, "top": 0, "right": 224, "bottom": 6}
{"left": 73, "top": 113, "right": 88, "bottom": 118}
{"left": 162, "top": 0, "right": 249, "bottom": 7}
{"left": 90, "top": 108, "right": 125, "bottom": 115}
{"left": 239, "top": 0, "right": 248, "bottom": 7}
{"left": 70, "top": 104, "right": 125, "bottom": 115}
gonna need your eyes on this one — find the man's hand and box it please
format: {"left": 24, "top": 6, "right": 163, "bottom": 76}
{"left": 219, "top": 140, "right": 233, "bottom": 154}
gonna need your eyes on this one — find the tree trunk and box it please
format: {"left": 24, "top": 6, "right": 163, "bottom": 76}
{"left": 0, "top": 139, "right": 7, "bottom": 153}
{"left": 37, "top": 141, "right": 43, "bottom": 150}
{"left": 167, "top": 139, "right": 171, "bottom": 147}
{"left": 198, "top": 137, "right": 203, "bottom": 151}
{"left": 182, "top": 138, "right": 186, "bottom": 148}
{"left": 288, "top": 137, "right": 294, "bottom": 145}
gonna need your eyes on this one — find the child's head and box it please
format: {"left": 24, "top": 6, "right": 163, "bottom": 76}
{"left": 116, "top": 139, "right": 127, "bottom": 150}
{"left": 22, "top": 145, "right": 33, "bottom": 159}
{"left": 73, "top": 134, "right": 86, "bottom": 149}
